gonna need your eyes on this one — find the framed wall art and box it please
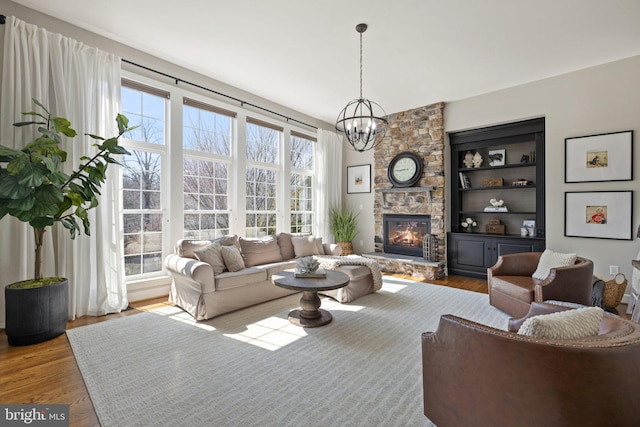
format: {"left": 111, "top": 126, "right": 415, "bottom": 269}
{"left": 347, "top": 164, "right": 371, "bottom": 194}
{"left": 565, "top": 191, "right": 633, "bottom": 240}
{"left": 565, "top": 130, "right": 633, "bottom": 183}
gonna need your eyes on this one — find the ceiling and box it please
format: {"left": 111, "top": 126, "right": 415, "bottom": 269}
{"left": 10, "top": 0, "right": 640, "bottom": 126}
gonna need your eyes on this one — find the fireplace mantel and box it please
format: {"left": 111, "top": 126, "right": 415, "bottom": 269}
{"left": 375, "top": 186, "right": 435, "bottom": 207}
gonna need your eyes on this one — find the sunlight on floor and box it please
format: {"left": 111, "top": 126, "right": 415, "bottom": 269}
{"left": 146, "top": 296, "right": 370, "bottom": 351}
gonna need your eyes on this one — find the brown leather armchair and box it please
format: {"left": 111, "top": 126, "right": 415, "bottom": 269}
{"left": 422, "top": 303, "right": 640, "bottom": 427}
{"left": 488, "top": 252, "right": 593, "bottom": 318}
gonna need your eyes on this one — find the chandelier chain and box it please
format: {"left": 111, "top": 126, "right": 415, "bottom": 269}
{"left": 359, "top": 30, "right": 363, "bottom": 99}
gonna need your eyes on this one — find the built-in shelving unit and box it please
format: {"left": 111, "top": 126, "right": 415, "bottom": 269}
{"left": 448, "top": 118, "right": 546, "bottom": 279}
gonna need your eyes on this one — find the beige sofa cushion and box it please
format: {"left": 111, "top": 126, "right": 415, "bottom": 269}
{"left": 239, "top": 236, "right": 283, "bottom": 267}
{"left": 220, "top": 245, "right": 245, "bottom": 272}
{"left": 215, "top": 268, "right": 267, "bottom": 291}
{"left": 193, "top": 243, "right": 226, "bottom": 275}
{"left": 292, "top": 235, "right": 322, "bottom": 257}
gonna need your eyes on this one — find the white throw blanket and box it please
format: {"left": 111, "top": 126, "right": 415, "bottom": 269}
{"left": 316, "top": 255, "right": 383, "bottom": 291}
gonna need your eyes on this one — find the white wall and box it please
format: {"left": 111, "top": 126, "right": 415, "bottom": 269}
{"left": 446, "top": 55, "right": 640, "bottom": 286}
{"left": 345, "top": 55, "right": 640, "bottom": 298}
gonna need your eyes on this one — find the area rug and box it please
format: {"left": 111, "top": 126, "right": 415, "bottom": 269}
{"left": 67, "top": 277, "right": 509, "bottom": 427}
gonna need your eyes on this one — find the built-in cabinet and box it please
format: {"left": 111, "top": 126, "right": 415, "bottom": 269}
{"left": 448, "top": 118, "right": 546, "bottom": 279}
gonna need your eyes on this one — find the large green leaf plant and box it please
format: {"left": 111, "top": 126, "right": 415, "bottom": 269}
{"left": 0, "top": 100, "right": 134, "bottom": 283}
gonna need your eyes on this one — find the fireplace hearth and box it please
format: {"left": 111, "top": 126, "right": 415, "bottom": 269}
{"left": 383, "top": 214, "right": 431, "bottom": 257}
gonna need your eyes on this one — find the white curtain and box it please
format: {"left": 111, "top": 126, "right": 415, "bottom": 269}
{"left": 315, "top": 129, "right": 344, "bottom": 242}
{"left": 0, "top": 16, "right": 127, "bottom": 327}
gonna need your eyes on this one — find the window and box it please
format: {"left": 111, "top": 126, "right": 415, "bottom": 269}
{"left": 290, "top": 133, "right": 315, "bottom": 233}
{"left": 245, "top": 119, "right": 281, "bottom": 237}
{"left": 121, "top": 80, "right": 168, "bottom": 277}
{"left": 119, "top": 74, "right": 320, "bottom": 284}
{"left": 183, "top": 99, "right": 234, "bottom": 239}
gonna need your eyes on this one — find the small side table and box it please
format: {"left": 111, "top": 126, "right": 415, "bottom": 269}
{"left": 273, "top": 270, "right": 349, "bottom": 327}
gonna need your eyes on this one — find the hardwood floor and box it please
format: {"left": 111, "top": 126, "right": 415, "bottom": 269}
{"left": 0, "top": 274, "right": 626, "bottom": 426}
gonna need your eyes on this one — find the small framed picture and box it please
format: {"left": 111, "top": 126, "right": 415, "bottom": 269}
{"left": 522, "top": 219, "right": 536, "bottom": 237}
{"left": 488, "top": 149, "right": 506, "bottom": 166}
{"left": 565, "top": 130, "right": 633, "bottom": 182}
{"left": 565, "top": 191, "right": 633, "bottom": 240}
{"left": 347, "top": 164, "right": 371, "bottom": 194}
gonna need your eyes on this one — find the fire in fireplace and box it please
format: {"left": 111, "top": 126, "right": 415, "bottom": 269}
{"left": 383, "top": 214, "right": 431, "bottom": 257}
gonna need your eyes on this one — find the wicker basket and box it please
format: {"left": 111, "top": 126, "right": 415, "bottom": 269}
{"left": 603, "top": 273, "right": 627, "bottom": 308}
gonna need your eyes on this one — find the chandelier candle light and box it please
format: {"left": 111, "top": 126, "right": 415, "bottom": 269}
{"left": 335, "top": 23, "right": 388, "bottom": 152}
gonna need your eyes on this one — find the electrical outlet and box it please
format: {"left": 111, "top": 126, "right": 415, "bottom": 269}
{"left": 359, "top": 240, "right": 364, "bottom": 247}
{"left": 610, "top": 265, "right": 619, "bottom": 275}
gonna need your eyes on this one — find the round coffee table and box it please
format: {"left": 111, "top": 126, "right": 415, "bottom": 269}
{"left": 273, "top": 270, "right": 350, "bottom": 327}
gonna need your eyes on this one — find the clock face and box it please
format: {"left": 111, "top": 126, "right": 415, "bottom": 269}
{"left": 392, "top": 158, "right": 417, "bottom": 181}
{"left": 388, "top": 152, "right": 423, "bottom": 187}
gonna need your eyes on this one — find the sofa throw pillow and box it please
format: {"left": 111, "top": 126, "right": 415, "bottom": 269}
{"left": 220, "top": 245, "right": 246, "bottom": 272}
{"left": 292, "top": 235, "right": 322, "bottom": 258}
{"left": 193, "top": 242, "right": 226, "bottom": 275}
{"left": 277, "top": 232, "right": 295, "bottom": 260}
{"left": 532, "top": 249, "right": 577, "bottom": 280}
{"left": 214, "top": 234, "right": 241, "bottom": 250}
{"left": 315, "top": 237, "right": 324, "bottom": 255}
{"left": 517, "top": 306, "right": 604, "bottom": 339}
{"left": 239, "top": 236, "right": 283, "bottom": 267}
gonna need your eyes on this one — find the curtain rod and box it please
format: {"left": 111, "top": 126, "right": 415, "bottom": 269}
{"left": 122, "top": 59, "right": 318, "bottom": 130}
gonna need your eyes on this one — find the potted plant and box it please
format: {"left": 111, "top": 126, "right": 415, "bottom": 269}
{"left": 329, "top": 206, "right": 359, "bottom": 256}
{"left": 0, "top": 100, "right": 134, "bottom": 345}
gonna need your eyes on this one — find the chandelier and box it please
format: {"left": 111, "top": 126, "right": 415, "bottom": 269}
{"left": 335, "top": 23, "right": 388, "bottom": 152}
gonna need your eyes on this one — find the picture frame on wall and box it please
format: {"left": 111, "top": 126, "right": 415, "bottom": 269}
{"left": 565, "top": 130, "right": 633, "bottom": 183}
{"left": 347, "top": 164, "right": 371, "bottom": 194}
{"left": 565, "top": 191, "right": 633, "bottom": 240}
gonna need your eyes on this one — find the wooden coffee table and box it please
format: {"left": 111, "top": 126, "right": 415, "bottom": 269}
{"left": 273, "top": 270, "right": 350, "bottom": 327}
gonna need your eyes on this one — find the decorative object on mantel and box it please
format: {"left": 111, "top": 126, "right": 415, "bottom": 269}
{"left": 472, "top": 152, "right": 483, "bottom": 168}
{"left": 486, "top": 219, "right": 505, "bottom": 235}
{"left": 422, "top": 234, "right": 439, "bottom": 261}
{"left": 460, "top": 217, "right": 477, "bottom": 233}
{"left": 484, "top": 198, "right": 508, "bottom": 212}
{"left": 335, "top": 23, "right": 388, "bottom": 152}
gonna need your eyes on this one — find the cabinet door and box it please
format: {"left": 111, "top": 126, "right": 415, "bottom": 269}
{"left": 448, "top": 233, "right": 490, "bottom": 278}
{"left": 490, "top": 238, "right": 544, "bottom": 267}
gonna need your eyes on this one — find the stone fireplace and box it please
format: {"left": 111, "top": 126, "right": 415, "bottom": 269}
{"left": 363, "top": 102, "right": 445, "bottom": 280}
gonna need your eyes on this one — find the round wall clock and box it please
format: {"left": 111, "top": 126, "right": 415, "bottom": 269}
{"left": 387, "top": 151, "right": 423, "bottom": 188}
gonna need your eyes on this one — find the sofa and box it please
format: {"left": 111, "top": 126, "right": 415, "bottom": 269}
{"left": 488, "top": 251, "right": 594, "bottom": 318}
{"left": 422, "top": 302, "right": 640, "bottom": 426}
{"left": 165, "top": 233, "right": 376, "bottom": 320}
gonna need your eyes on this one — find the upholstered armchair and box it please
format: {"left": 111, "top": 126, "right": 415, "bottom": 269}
{"left": 421, "top": 303, "right": 640, "bottom": 427}
{"left": 487, "top": 251, "right": 593, "bottom": 317}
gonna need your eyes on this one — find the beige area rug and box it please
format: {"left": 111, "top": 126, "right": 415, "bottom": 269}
{"left": 67, "top": 277, "right": 510, "bottom": 427}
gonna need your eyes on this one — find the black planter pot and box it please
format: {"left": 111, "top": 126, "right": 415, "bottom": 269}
{"left": 5, "top": 278, "right": 69, "bottom": 346}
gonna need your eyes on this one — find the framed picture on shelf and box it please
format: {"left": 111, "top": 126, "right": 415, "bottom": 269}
{"left": 565, "top": 191, "right": 633, "bottom": 240}
{"left": 347, "top": 164, "right": 371, "bottom": 194}
{"left": 522, "top": 219, "right": 536, "bottom": 237}
{"left": 565, "top": 130, "right": 633, "bottom": 183}
{"left": 488, "top": 149, "right": 505, "bottom": 166}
